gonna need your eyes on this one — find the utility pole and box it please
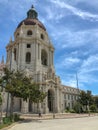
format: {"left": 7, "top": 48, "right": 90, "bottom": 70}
{"left": 76, "top": 72, "right": 80, "bottom": 113}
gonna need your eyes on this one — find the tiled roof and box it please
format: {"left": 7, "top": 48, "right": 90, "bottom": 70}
{"left": 17, "top": 18, "right": 46, "bottom": 31}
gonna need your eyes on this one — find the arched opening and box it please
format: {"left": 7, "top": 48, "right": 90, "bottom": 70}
{"left": 27, "top": 30, "right": 32, "bottom": 36}
{"left": 16, "top": 33, "right": 19, "bottom": 38}
{"left": 41, "top": 49, "right": 48, "bottom": 66}
{"left": 29, "top": 100, "right": 32, "bottom": 112}
{"left": 14, "top": 48, "right": 17, "bottom": 61}
{"left": 48, "top": 89, "right": 54, "bottom": 112}
{"left": 26, "top": 52, "right": 31, "bottom": 63}
{"left": 40, "top": 34, "right": 44, "bottom": 40}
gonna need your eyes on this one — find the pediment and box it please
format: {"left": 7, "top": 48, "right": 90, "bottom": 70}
{"left": 46, "top": 79, "right": 56, "bottom": 85}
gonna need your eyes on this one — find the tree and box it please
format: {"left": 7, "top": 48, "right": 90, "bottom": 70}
{"left": 0, "top": 79, "right": 3, "bottom": 123}
{"left": 90, "top": 105, "right": 97, "bottom": 112}
{"left": 0, "top": 93, "right": 2, "bottom": 106}
{"left": 78, "top": 90, "right": 93, "bottom": 112}
{"left": 0, "top": 79, "right": 2, "bottom": 105}
{"left": 73, "top": 102, "right": 82, "bottom": 113}
{"left": 93, "top": 96, "right": 98, "bottom": 108}
{"left": 3, "top": 68, "right": 46, "bottom": 116}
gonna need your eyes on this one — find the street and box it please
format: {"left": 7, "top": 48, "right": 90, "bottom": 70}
{"left": 8, "top": 116, "right": 98, "bottom": 130}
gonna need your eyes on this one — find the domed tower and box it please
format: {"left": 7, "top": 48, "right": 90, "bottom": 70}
{"left": 6, "top": 5, "right": 54, "bottom": 80}
{"left": 6, "top": 6, "right": 62, "bottom": 114}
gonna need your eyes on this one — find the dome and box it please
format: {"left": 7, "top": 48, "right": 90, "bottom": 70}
{"left": 17, "top": 18, "right": 46, "bottom": 31}
{"left": 17, "top": 5, "right": 46, "bottom": 31}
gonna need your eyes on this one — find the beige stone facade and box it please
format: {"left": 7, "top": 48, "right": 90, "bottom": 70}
{"left": 5, "top": 6, "right": 79, "bottom": 114}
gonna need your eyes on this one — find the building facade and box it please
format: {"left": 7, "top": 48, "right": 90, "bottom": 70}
{"left": 5, "top": 6, "right": 79, "bottom": 114}
{"left": 0, "top": 56, "right": 5, "bottom": 78}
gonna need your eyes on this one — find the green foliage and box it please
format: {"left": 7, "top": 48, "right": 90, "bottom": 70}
{"left": 0, "top": 93, "right": 2, "bottom": 105}
{"left": 2, "top": 68, "right": 46, "bottom": 115}
{"left": 0, "top": 79, "right": 2, "bottom": 105}
{"left": 3, "top": 68, "right": 46, "bottom": 103}
{"left": 90, "top": 105, "right": 97, "bottom": 112}
{"left": 65, "top": 106, "right": 70, "bottom": 112}
{"left": 3, "top": 117, "right": 12, "bottom": 124}
{"left": 0, "top": 114, "right": 20, "bottom": 129}
{"left": 3, "top": 114, "right": 20, "bottom": 124}
{"left": 78, "top": 90, "right": 93, "bottom": 112}
{"left": 69, "top": 109, "right": 75, "bottom": 113}
{"left": 73, "top": 102, "right": 82, "bottom": 113}
{"left": 13, "top": 114, "right": 20, "bottom": 121}
{"left": 28, "top": 83, "right": 47, "bottom": 103}
{"left": 0, "top": 123, "right": 12, "bottom": 129}
{"left": 93, "top": 96, "right": 98, "bottom": 108}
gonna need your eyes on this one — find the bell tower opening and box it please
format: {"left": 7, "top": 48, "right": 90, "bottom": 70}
{"left": 41, "top": 49, "right": 48, "bottom": 66}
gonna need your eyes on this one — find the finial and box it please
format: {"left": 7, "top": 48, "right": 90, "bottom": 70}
{"left": 1, "top": 56, "right": 4, "bottom": 64}
{"left": 10, "top": 36, "right": 12, "bottom": 42}
{"left": 27, "top": 5, "right": 38, "bottom": 19}
{"left": 31, "top": 5, "right": 34, "bottom": 8}
{"left": 22, "top": 22, "right": 25, "bottom": 25}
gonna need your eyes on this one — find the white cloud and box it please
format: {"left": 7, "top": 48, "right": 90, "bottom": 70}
{"left": 44, "top": 6, "right": 65, "bottom": 21}
{"left": 50, "top": 0, "right": 98, "bottom": 21}
{"left": 79, "top": 54, "right": 98, "bottom": 74}
{"left": 56, "top": 56, "right": 81, "bottom": 70}
{"left": 62, "top": 79, "right": 77, "bottom": 88}
{"left": 51, "top": 28, "right": 98, "bottom": 49}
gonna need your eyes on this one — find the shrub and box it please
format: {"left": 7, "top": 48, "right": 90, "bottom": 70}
{"left": 13, "top": 114, "right": 20, "bottom": 121}
{"left": 73, "top": 102, "right": 82, "bottom": 113}
{"left": 70, "top": 109, "right": 75, "bottom": 113}
{"left": 90, "top": 105, "right": 97, "bottom": 112}
{"left": 3, "top": 117, "right": 12, "bottom": 124}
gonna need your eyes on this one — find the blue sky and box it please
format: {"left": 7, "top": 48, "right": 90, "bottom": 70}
{"left": 0, "top": 0, "right": 98, "bottom": 95}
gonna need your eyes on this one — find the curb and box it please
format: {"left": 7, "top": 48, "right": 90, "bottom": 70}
{"left": 1, "top": 122, "right": 18, "bottom": 130}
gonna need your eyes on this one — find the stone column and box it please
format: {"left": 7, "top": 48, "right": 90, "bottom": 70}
{"left": 21, "top": 99, "right": 29, "bottom": 113}
{"left": 36, "top": 43, "right": 38, "bottom": 60}
{"left": 59, "top": 89, "right": 62, "bottom": 112}
{"left": 54, "top": 87, "right": 60, "bottom": 113}
{"left": 44, "top": 97, "right": 49, "bottom": 113}
{"left": 39, "top": 44, "right": 41, "bottom": 61}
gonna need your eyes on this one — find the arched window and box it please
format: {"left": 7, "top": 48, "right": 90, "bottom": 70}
{"left": 27, "top": 30, "right": 32, "bottom": 36}
{"left": 16, "top": 33, "right": 19, "bottom": 38}
{"left": 40, "top": 34, "right": 44, "bottom": 40}
{"left": 41, "top": 49, "right": 48, "bottom": 66}
{"left": 26, "top": 52, "right": 31, "bottom": 63}
{"left": 14, "top": 48, "right": 17, "bottom": 61}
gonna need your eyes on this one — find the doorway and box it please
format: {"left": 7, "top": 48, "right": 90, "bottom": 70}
{"left": 48, "top": 89, "right": 54, "bottom": 112}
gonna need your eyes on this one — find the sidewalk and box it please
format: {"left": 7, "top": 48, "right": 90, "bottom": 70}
{"left": 20, "top": 113, "right": 98, "bottom": 120}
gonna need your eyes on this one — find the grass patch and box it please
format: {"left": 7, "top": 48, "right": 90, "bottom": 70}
{"left": 0, "top": 114, "right": 21, "bottom": 129}
{"left": 0, "top": 122, "right": 12, "bottom": 129}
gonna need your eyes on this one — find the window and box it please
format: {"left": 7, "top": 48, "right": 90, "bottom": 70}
{"left": 40, "top": 34, "right": 44, "bottom": 40}
{"left": 27, "top": 44, "right": 31, "bottom": 48}
{"left": 68, "top": 94, "right": 70, "bottom": 100}
{"left": 27, "top": 30, "right": 32, "bottom": 36}
{"left": 16, "top": 33, "right": 19, "bottom": 38}
{"left": 64, "top": 95, "right": 66, "bottom": 99}
{"left": 14, "top": 48, "right": 17, "bottom": 61}
{"left": 41, "top": 49, "right": 48, "bottom": 66}
{"left": 26, "top": 52, "right": 31, "bottom": 63}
